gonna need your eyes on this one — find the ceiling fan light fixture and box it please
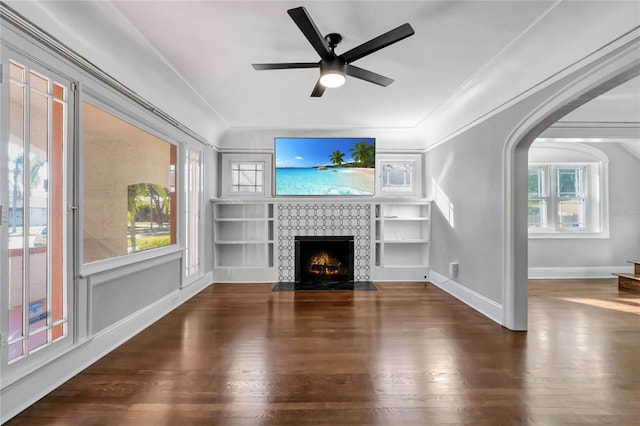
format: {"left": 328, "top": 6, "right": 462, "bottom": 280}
{"left": 319, "top": 58, "right": 346, "bottom": 88}
{"left": 320, "top": 72, "right": 346, "bottom": 88}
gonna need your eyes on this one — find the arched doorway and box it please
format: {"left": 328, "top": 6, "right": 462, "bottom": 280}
{"left": 503, "top": 35, "right": 640, "bottom": 330}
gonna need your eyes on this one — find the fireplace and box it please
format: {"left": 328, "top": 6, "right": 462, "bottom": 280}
{"left": 295, "top": 236, "right": 354, "bottom": 284}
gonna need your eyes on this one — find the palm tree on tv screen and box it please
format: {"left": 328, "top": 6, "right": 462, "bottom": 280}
{"left": 350, "top": 140, "right": 375, "bottom": 168}
{"left": 329, "top": 150, "right": 345, "bottom": 166}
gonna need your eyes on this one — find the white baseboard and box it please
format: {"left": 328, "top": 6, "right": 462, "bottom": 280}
{"left": 1, "top": 272, "right": 213, "bottom": 424}
{"left": 373, "top": 266, "right": 430, "bottom": 282}
{"left": 428, "top": 270, "right": 504, "bottom": 326}
{"left": 528, "top": 265, "right": 632, "bottom": 279}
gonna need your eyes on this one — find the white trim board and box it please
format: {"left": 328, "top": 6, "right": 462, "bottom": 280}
{"left": 428, "top": 270, "right": 504, "bottom": 326}
{"left": 528, "top": 265, "right": 632, "bottom": 279}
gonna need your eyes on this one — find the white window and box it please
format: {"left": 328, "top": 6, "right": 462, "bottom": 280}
{"left": 529, "top": 164, "right": 591, "bottom": 232}
{"left": 5, "top": 59, "right": 72, "bottom": 363}
{"left": 220, "top": 153, "right": 272, "bottom": 197}
{"left": 377, "top": 154, "right": 422, "bottom": 196}
{"left": 382, "top": 162, "right": 412, "bottom": 191}
{"left": 528, "top": 142, "right": 608, "bottom": 238}
{"left": 231, "top": 162, "right": 264, "bottom": 193}
{"left": 184, "top": 148, "right": 201, "bottom": 280}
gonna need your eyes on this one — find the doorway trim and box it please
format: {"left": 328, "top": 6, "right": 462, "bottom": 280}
{"left": 502, "top": 30, "right": 640, "bottom": 330}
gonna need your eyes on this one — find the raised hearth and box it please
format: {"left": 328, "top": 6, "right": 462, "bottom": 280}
{"left": 272, "top": 281, "right": 377, "bottom": 291}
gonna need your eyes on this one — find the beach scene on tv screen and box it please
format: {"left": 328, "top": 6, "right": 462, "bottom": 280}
{"left": 275, "top": 138, "right": 375, "bottom": 195}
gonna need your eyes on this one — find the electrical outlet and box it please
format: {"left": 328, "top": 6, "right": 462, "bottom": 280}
{"left": 449, "top": 262, "right": 459, "bottom": 277}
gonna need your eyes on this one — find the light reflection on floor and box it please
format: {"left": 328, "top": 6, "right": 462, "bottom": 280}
{"left": 559, "top": 297, "right": 640, "bottom": 315}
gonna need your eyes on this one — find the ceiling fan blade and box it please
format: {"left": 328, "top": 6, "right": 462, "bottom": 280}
{"left": 340, "top": 23, "right": 414, "bottom": 64}
{"left": 311, "top": 80, "right": 326, "bottom": 97}
{"left": 346, "top": 65, "right": 394, "bottom": 87}
{"left": 287, "top": 7, "right": 332, "bottom": 59}
{"left": 252, "top": 62, "right": 319, "bottom": 70}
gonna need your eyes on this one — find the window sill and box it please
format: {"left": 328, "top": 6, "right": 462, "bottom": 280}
{"left": 80, "top": 246, "right": 183, "bottom": 278}
{"left": 528, "top": 231, "right": 609, "bottom": 240}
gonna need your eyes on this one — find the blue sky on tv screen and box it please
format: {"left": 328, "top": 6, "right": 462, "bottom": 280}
{"left": 275, "top": 137, "right": 374, "bottom": 168}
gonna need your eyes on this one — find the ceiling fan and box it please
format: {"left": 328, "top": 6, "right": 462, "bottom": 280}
{"left": 252, "top": 6, "right": 415, "bottom": 97}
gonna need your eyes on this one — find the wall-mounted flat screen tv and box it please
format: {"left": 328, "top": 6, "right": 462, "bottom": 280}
{"left": 275, "top": 137, "right": 375, "bottom": 196}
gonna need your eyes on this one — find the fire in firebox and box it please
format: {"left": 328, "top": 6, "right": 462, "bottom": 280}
{"left": 307, "top": 251, "right": 346, "bottom": 276}
{"left": 295, "top": 235, "right": 354, "bottom": 284}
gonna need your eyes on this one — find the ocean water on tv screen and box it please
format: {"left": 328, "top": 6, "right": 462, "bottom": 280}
{"left": 275, "top": 167, "right": 375, "bottom": 195}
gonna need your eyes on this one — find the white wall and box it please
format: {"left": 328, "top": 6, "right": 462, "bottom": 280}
{"left": 425, "top": 111, "right": 517, "bottom": 305}
{"left": 424, "top": 45, "right": 640, "bottom": 327}
{"left": 219, "top": 127, "right": 424, "bottom": 152}
{"left": 528, "top": 142, "right": 640, "bottom": 275}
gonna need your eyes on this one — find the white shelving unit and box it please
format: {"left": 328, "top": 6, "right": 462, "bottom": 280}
{"left": 212, "top": 199, "right": 430, "bottom": 283}
{"left": 212, "top": 201, "right": 276, "bottom": 282}
{"left": 374, "top": 201, "right": 430, "bottom": 281}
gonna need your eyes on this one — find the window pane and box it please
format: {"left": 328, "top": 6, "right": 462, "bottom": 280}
{"left": 557, "top": 198, "right": 585, "bottom": 228}
{"left": 51, "top": 98, "right": 66, "bottom": 339}
{"left": 53, "top": 83, "right": 65, "bottom": 101}
{"left": 185, "top": 149, "right": 200, "bottom": 278}
{"left": 230, "top": 162, "right": 264, "bottom": 194}
{"left": 30, "top": 72, "right": 49, "bottom": 93}
{"left": 9, "top": 61, "right": 25, "bottom": 82}
{"left": 28, "top": 88, "right": 49, "bottom": 353}
{"left": 238, "top": 170, "right": 252, "bottom": 186}
{"left": 82, "top": 102, "right": 177, "bottom": 263}
{"left": 528, "top": 168, "right": 544, "bottom": 197}
{"left": 127, "top": 183, "right": 172, "bottom": 254}
{"left": 8, "top": 76, "right": 26, "bottom": 359}
{"left": 528, "top": 199, "right": 547, "bottom": 228}
{"left": 557, "top": 168, "right": 581, "bottom": 197}
{"left": 381, "top": 162, "right": 413, "bottom": 193}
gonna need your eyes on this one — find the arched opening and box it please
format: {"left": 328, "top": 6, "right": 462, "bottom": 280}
{"left": 503, "top": 38, "right": 640, "bottom": 330}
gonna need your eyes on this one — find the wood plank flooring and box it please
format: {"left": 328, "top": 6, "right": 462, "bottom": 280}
{"left": 7, "top": 280, "right": 640, "bottom": 425}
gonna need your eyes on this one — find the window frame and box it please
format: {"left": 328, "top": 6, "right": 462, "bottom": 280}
{"left": 376, "top": 154, "right": 423, "bottom": 197}
{"left": 220, "top": 153, "right": 272, "bottom": 197}
{"left": 528, "top": 160, "right": 608, "bottom": 239}
{"left": 183, "top": 144, "right": 203, "bottom": 285}
{"left": 1, "top": 46, "right": 76, "bottom": 386}
{"left": 78, "top": 90, "right": 183, "bottom": 277}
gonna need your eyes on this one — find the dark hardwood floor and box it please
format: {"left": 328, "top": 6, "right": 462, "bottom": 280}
{"left": 7, "top": 279, "right": 640, "bottom": 425}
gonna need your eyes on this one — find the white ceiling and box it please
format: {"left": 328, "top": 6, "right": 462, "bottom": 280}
{"left": 6, "top": 1, "right": 639, "bottom": 141}
{"left": 561, "top": 76, "right": 640, "bottom": 124}
{"left": 107, "top": 0, "right": 638, "bottom": 130}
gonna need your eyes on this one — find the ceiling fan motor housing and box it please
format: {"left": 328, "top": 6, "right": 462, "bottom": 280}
{"left": 320, "top": 56, "right": 346, "bottom": 75}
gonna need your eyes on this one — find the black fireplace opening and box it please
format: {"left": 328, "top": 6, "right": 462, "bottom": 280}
{"left": 295, "top": 236, "right": 354, "bottom": 284}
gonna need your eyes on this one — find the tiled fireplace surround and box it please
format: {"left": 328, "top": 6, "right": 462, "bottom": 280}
{"left": 276, "top": 203, "right": 372, "bottom": 282}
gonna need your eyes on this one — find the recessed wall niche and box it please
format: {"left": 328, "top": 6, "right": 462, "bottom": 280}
{"left": 277, "top": 203, "right": 371, "bottom": 282}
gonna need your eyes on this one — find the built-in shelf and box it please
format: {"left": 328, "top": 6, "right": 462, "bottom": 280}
{"left": 212, "top": 201, "right": 274, "bottom": 280}
{"left": 212, "top": 198, "right": 430, "bottom": 282}
{"left": 374, "top": 202, "right": 430, "bottom": 273}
